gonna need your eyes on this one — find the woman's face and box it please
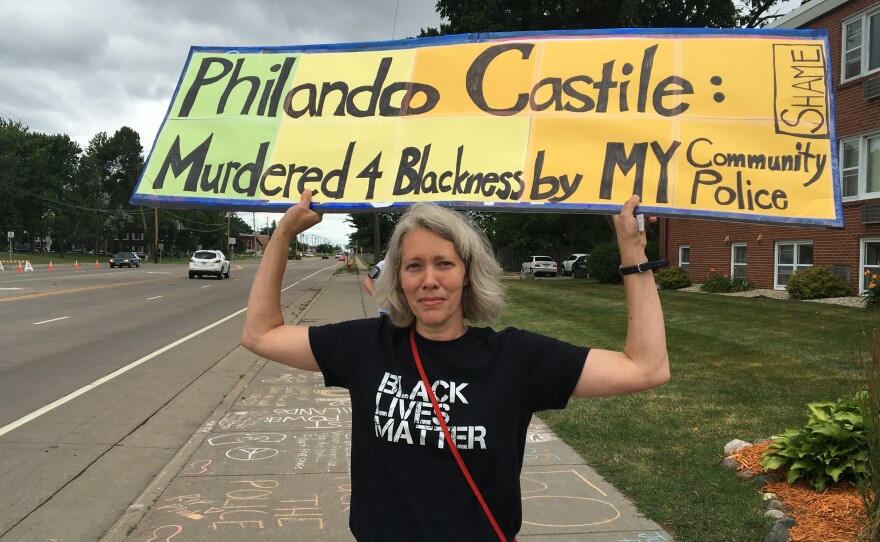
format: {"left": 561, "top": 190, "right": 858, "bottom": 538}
{"left": 399, "top": 227, "right": 468, "bottom": 337}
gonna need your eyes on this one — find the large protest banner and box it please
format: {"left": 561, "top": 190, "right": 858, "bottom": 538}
{"left": 131, "top": 29, "right": 842, "bottom": 227}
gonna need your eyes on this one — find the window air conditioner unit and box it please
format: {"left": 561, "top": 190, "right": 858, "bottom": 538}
{"left": 866, "top": 78, "right": 880, "bottom": 100}
{"left": 862, "top": 204, "right": 880, "bottom": 224}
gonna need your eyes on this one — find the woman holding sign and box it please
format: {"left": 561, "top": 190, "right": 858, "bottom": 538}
{"left": 241, "top": 190, "right": 669, "bottom": 541}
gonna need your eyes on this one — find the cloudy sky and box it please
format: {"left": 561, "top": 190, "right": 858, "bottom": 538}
{"left": 0, "top": 0, "right": 444, "bottom": 246}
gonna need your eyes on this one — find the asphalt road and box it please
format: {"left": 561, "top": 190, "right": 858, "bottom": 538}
{"left": 0, "top": 256, "right": 340, "bottom": 540}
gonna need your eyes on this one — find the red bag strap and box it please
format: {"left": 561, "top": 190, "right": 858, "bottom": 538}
{"left": 409, "top": 329, "right": 511, "bottom": 542}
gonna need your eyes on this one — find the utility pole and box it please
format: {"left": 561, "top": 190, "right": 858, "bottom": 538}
{"left": 154, "top": 208, "right": 159, "bottom": 264}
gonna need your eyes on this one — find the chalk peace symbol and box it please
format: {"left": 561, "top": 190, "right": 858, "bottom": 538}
{"left": 225, "top": 447, "right": 279, "bottom": 460}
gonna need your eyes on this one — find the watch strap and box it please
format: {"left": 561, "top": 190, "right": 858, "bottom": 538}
{"left": 619, "top": 259, "right": 669, "bottom": 276}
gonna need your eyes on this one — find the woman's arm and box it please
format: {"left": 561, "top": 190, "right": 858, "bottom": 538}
{"left": 572, "top": 195, "right": 670, "bottom": 398}
{"left": 240, "top": 191, "right": 323, "bottom": 371}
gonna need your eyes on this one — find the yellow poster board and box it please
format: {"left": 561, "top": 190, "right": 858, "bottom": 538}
{"left": 132, "top": 29, "right": 842, "bottom": 227}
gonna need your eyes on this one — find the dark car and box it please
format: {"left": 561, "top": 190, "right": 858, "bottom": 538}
{"left": 322, "top": 253, "right": 329, "bottom": 259}
{"left": 109, "top": 251, "right": 140, "bottom": 268}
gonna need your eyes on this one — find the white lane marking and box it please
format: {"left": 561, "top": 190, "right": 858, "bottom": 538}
{"left": 201, "top": 285, "right": 211, "bottom": 288}
{"left": 0, "top": 287, "right": 23, "bottom": 290}
{"left": 0, "top": 266, "right": 331, "bottom": 438}
{"left": 146, "top": 271, "right": 172, "bottom": 275}
{"left": 147, "top": 296, "right": 163, "bottom": 300}
{"left": 33, "top": 316, "right": 70, "bottom": 325}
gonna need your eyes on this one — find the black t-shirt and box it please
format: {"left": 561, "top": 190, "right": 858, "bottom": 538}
{"left": 309, "top": 317, "right": 588, "bottom": 541}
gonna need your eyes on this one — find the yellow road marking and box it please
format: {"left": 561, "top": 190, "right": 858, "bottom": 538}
{"left": 0, "top": 277, "right": 169, "bottom": 302}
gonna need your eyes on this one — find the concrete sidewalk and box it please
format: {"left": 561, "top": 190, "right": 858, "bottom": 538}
{"left": 104, "top": 264, "right": 673, "bottom": 542}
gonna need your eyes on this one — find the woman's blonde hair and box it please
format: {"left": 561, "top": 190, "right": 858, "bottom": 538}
{"left": 374, "top": 203, "right": 506, "bottom": 328}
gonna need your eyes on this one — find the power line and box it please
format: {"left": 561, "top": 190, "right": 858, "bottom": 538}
{"left": 392, "top": 0, "right": 401, "bottom": 39}
{"left": 0, "top": 101, "right": 29, "bottom": 127}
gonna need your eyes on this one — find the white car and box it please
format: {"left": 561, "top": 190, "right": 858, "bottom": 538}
{"left": 521, "top": 255, "right": 557, "bottom": 277}
{"left": 189, "top": 250, "right": 230, "bottom": 279}
{"left": 560, "top": 253, "right": 588, "bottom": 276}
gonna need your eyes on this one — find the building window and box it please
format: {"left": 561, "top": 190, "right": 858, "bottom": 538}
{"left": 131, "top": 233, "right": 144, "bottom": 241}
{"left": 247, "top": 239, "right": 254, "bottom": 251}
{"left": 731, "top": 244, "right": 748, "bottom": 279}
{"left": 842, "top": 8, "right": 880, "bottom": 81}
{"left": 678, "top": 245, "right": 690, "bottom": 272}
{"left": 840, "top": 132, "right": 880, "bottom": 200}
{"left": 775, "top": 241, "right": 813, "bottom": 289}
{"left": 861, "top": 239, "right": 880, "bottom": 293}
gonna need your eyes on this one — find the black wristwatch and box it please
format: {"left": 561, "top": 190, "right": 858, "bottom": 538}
{"left": 619, "top": 259, "right": 669, "bottom": 276}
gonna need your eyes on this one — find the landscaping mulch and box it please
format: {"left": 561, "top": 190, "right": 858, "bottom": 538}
{"left": 729, "top": 442, "right": 867, "bottom": 542}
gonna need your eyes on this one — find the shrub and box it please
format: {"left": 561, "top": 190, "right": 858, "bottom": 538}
{"left": 786, "top": 266, "right": 849, "bottom": 300}
{"left": 865, "top": 271, "right": 880, "bottom": 309}
{"left": 727, "top": 277, "right": 754, "bottom": 292}
{"left": 700, "top": 270, "right": 754, "bottom": 293}
{"left": 760, "top": 391, "right": 868, "bottom": 492}
{"left": 589, "top": 242, "right": 622, "bottom": 284}
{"left": 700, "top": 271, "right": 730, "bottom": 293}
{"left": 655, "top": 266, "right": 691, "bottom": 290}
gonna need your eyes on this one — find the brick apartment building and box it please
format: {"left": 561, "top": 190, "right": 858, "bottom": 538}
{"left": 660, "top": 0, "right": 880, "bottom": 294}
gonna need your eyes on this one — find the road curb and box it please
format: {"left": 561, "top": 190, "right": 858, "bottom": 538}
{"left": 100, "top": 278, "right": 330, "bottom": 542}
{"left": 98, "top": 354, "right": 268, "bottom": 542}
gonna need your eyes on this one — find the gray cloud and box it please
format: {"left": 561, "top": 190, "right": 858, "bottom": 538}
{"left": 0, "top": 0, "right": 443, "bottom": 244}
{"left": 0, "top": 0, "right": 441, "bottom": 144}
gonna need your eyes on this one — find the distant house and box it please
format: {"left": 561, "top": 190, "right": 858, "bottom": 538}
{"left": 660, "top": 0, "right": 880, "bottom": 294}
{"left": 239, "top": 233, "right": 270, "bottom": 255}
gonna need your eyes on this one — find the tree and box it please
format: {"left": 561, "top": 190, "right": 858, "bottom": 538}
{"left": 0, "top": 120, "right": 84, "bottom": 255}
{"left": 736, "top": 0, "right": 797, "bottom": 28}
{"left": 30, "top": 132, "right": 81, "bottom": 255}
{"left": 0, "top": 120, "right": 37, "bottom": 239}
{"left": 426, "top": 0, "right": 744, "bottom": 35}
{"left": 345, "top": 212, "right": 402, "bottom": 255}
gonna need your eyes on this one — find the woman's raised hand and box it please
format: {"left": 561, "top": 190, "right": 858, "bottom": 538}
{"left": 278, "top": 190, "right": 323, "bottom": 238}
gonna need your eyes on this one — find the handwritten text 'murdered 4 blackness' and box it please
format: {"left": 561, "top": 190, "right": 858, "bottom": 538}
{"left": 177, "top": 44, "right": 696, "bottom": 119}
{"left": 152, "top": 135, "right": 827, "bottom": 208}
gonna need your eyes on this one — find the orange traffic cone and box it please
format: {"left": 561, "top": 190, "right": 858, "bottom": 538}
{"left": 95, "top": 259, "right": 100, "bottom": 269}
{"left": 17, "top": 262, "right": 23, "bottom": 272}
{"left": 74, "top": 260, "right": 79, "bottom": 270}
{"left": 49, "top": 261, "right": 54, "bottom": 271}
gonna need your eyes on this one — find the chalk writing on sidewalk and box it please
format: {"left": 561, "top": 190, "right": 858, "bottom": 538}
{"left": 154, "top": 480, "right": 327, "bottom": 531}
{"left": 182, "top": 460, "right": 212, "bottom": 476}
{"left": 521, "top": 469, "right": 620, "bottom": 528}
{"left": 144, "top": 524, "right": 183, "bottom": 541}
{"left": 526, "top": 419, "right": 559, "bottom": 443}
{"left": 618, "top": 533, "right": 670, "bottom": 542}
{"left": 264, "top": 407, "right": 353, "bottom": 429}
{"left": 335, "top": 475, "right": 352, "bottom": 513}
{"left": 523, "top": 446, "right": 561, "bottom": 463}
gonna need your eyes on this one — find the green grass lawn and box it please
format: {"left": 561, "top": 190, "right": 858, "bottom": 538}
{"left": 496, "top": 279, "right": 874, "bottom": 542}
